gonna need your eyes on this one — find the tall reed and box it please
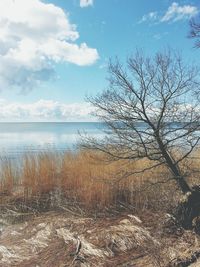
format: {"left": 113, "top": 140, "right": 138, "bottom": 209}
{"left": 0, "top": 149, "right": 199, "bottom": 212}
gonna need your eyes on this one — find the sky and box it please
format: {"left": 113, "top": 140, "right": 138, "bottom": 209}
{"left": 0, "top": 0, "right": 200, "bottom": 121}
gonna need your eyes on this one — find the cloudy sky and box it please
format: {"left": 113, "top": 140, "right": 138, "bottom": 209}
{"left": 0, "top": 0, "right": 200, "bottom": 121}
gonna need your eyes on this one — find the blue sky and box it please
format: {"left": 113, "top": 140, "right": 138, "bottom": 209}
{"left": 0, "top": 0, "right": 200, "bottom": 121}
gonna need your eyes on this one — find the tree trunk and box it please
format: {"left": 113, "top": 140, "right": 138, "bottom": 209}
{"left": 154, "top": 132, "right": 191, "bottom": 194}
{"left": 154, "top": 133, "right": 200, "bottom": 230}
{"left": 177, "top": 177, "right": 191, "bottom": 194}
{"left": 174, "top": 186, "right": 200, "bottom": 230}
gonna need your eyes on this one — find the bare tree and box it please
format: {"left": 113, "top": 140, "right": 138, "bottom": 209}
{"left": 189, "top": 17, "right": 200, "bottom": 47}
{"left": 82, "top": 50, "right": 200, "bottom": 197}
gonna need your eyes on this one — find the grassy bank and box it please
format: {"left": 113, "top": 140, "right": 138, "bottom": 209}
{"left": 0, "top": 149, "right": 199, "bottom": 214}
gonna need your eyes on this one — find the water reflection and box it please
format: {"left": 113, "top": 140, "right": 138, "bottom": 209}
{"left": 0, "top": 122, "right": 105, "bottom": 157}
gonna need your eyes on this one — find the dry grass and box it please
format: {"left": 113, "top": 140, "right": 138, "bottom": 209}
{"left": 0, "top": 149, "right": 199, "bottom": 213}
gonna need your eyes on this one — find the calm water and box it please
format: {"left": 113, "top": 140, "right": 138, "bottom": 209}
{"left": 0, "top": 122, "right": 105, "bottom": 157}
{"left": 0, "top": 122, "right": 197, "bottom": 158}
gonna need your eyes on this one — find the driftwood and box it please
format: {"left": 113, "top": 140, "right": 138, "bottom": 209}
{"left": 70, "top": 236, "right": 85, "bottom": 266}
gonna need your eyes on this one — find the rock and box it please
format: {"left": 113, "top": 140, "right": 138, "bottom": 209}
{"left": 127, "top": 214, "right": 142, "bottom": 224}
{"left": 192, "top": 216, "right": 200, "bottom": 234}
{"left": 162, "top": 213, "right": 183, "bottom": 235}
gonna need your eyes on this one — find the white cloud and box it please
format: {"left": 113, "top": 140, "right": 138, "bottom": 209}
{"left": 139, "top": 2, "right": 198, "bottom": 24}
{"left": 139, "top": 12, "right": 158, "bottom": 23}
{"left": 0, "top": 0, "right": 99, "bottom": 90}
{"left": 0, "top": 99, "right": 96, "bottom": 122}
{"left": 80, "top": 0, "right": 93, "bottom": 8}
{"left": 153, "top": 34, "right": 161, "bottom": 40}
{"left": 161, "top": 2, "right": 198, "bottom": 22}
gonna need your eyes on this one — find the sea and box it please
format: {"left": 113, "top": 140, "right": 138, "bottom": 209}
{"left": 0, "top": 122, "right": 105, "bottom": 158}
{"left": 0, "top": 122, "right": 197, "bottom": 159}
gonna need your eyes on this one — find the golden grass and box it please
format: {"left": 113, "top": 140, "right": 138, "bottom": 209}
{"left": 0, "top": 149, "right": 199, "bottom": 212}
